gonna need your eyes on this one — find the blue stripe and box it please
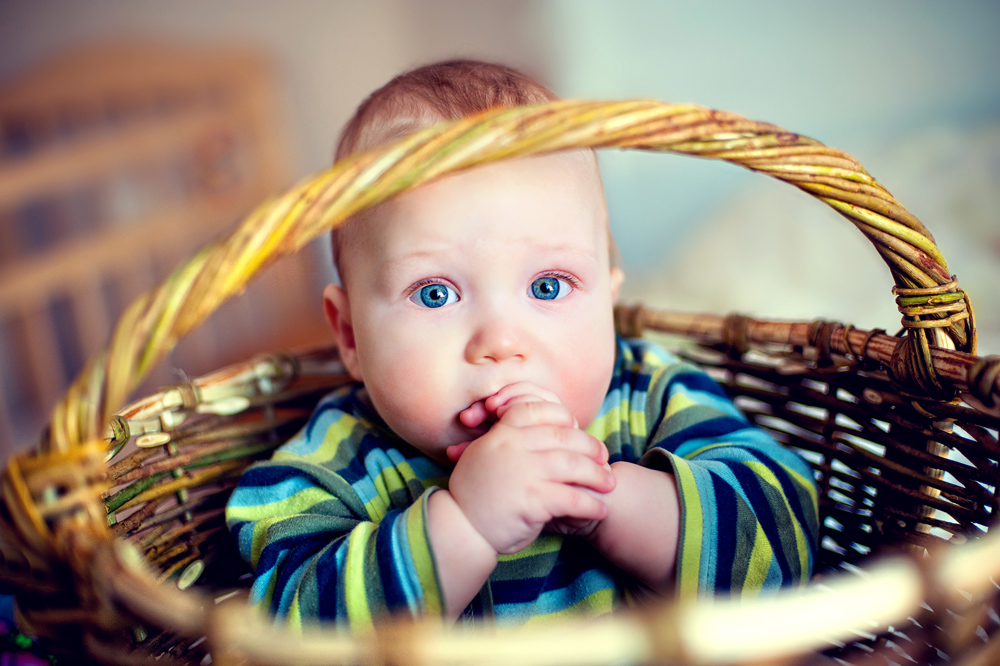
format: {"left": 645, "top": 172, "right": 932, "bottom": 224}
{"left": 672, "top": 370, "right": 731, "bottom": 399}
{"left": 686, "top": 459, "right": 719, "bottom": 592}
{"left": 257, "top": 528, "right": 339, "bottom": 577}
{"left": 316, "top": 539, "right": 344, "bottom": 619}
{"left": 493, "top": 568, "right": 617, "bottom": 621}
{"left": 303, "top": 389, "right": 353, "bottom": 441}
{"left": 730, "top": 463, "right": 793, "bottom": 583}
{"left": 742, "top": 447, "right": 818, "bottom": 553}
{"left": 709, "top": 473, "right": 738, "bottom": 593}
{"left": 250, "top": 560, "right": 278, "bottom": 605}
{"left": 655, "top": 416, "right": 755, "bottom": 453}
{"left": 390, "top": 506, "right": 422, "bottom": 610}
{"left": 376, "top": 511, "right": 409, "bottom": 609}
{"left": 489, "top": 575, "right": 546, "bottom": 604}
{"left": 673, "top": 385, "right": 748, "bottom": 420}
{"left": 233, "top": 463, "right": 308, "bottom": 490}
{"left": 275, "top": 542, "right": 321, "bottom": 615}
{"left": 408, "top": 456, "right": 448, "bottom": 482}
{"left": 227, "top": 473, "right": 318, "bottom": 508}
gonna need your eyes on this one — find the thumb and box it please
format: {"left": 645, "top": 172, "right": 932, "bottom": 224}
{"left": 446, "top": 441, "right": 472, "bottom": 462}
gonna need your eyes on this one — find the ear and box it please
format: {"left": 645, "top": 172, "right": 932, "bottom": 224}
{"left": 323, "top": 283, "right": 363, "bottom": 381}
{"left": 609, "top": 267, "right": 625, "bottom": 303}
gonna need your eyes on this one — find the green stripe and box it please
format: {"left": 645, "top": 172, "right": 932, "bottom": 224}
{"left": 670, "top": 456, "right": 703, "bottom": 600}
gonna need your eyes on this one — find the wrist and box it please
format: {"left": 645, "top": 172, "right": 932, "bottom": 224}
{"left": 587, "top": 461, "right": 680, "bottom": 592}
{"left": 582, "top": 462, "right": 622, "bottom": 547}
{"left": 428, "top": 489, "right": 499, "bottom": 562}
{"left": 427, "top": 489, "right": 499, "bottom": 621}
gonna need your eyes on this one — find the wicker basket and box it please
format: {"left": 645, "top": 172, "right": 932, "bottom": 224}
{"left": 1, "top": 100, "right": 999, "bottom": 666}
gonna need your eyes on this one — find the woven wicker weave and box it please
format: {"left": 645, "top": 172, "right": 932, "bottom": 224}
{"left": 1, "top": 100, "right": 999, "bottom": 665}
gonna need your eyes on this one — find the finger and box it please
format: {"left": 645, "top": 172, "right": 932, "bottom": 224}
{"left": 545, "top": 516, "right": 600, "bottom": 537}
{"left": 495, "top": 396, "right": 578, "bottom": 428}
{"left": 485, "top": 382, "right": 561, "bottom": 414}
{"left": 459, "top": 400, "right": 490, "bottom": 428}
{"left": 446, "top": 441, "right": 472, "bottom": 462}
{"left": 494, "top": 393, "right": 547, "bottom": 420}
{"left": 513, "top": 426, "right": 609, "bottom": 464}
{"left": 537, "top": 483, "right": 608, "bottom": 522}
{"left": 498, "top": 400, "right": 576, "bottom": 429}
{"left": 538, "top": 449, "right": 616, "bottom": 493}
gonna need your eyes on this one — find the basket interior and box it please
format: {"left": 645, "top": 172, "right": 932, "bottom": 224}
{"left": 80, "top": 317, "right": 999, "bottom": 662}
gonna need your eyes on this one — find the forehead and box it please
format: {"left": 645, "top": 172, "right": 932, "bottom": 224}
{"left": 362, "top": 151, "right": 604, "bottom": 245}
{"left": 333, "top": 151, "right": 609, "bottom": 288}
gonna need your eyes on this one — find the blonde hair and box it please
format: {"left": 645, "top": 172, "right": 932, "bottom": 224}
{"left": 335, "top": 59, "right": 557, "bottom": 161}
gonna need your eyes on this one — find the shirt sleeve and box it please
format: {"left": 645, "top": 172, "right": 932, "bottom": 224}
{"left": 225, "top": 454, "right": 444, "bottom": 631}
{"left": 637, "top": 354, "right": 820, "bottom": 600}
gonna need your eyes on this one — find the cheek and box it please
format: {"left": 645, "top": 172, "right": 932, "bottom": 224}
{"left": 355, "top": 323, "right": 455, "bottom": 443}
{"left": 555, "top": 318, "right": 618, "bottom": 428}
{"left": 562, "top": 358, "right": 615, "bottom": 429}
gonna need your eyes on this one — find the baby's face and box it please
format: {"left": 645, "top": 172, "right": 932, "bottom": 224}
{"left": 328, "top": 152, "right": 621, "bottom": 464}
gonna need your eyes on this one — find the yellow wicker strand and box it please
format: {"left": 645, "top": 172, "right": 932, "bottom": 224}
{"left": 47, "top": 383, "right": 72, "bottom": 454}
{"left": 821, "top": 198, "right": 946, "bottom": 268}
{"left": 795, "top": 180, "right": 929, "bottom": 236}
{"left": 98, "top": 293, "right": 153, "bottom": 448}
{"left": 219, "top": 187, "right": 315, "bottom": 300}
{"left": 767, "top": 170, "right": 894, "bottom": 198}
{"left": 187, "top": 530, "right": 1000, "bottom": 666}
{"left": 619, "top": 119, "right": 784, "bottom": 152}
{"left": 139, "top": 247, "right": 215, "bottom": 380}
{"left": 82, "top": 352, "right": 108, "bottom": 455}
{"left": 742, "top": 153, "right": 868, "bottom": 171}
{"left": 668, "top": 137, "right": 828, "bottom": 157}
{"left": 697, "top": 143, "right": 851, "bottom": 160}
{"left": 851, "top": 222, "right": 943, "bottom": 287}
{"left": 1, "top": 460, "right": 52, "bottom": 558}
{"left": 748, "top": 162, "right": 879, "bottom": 186}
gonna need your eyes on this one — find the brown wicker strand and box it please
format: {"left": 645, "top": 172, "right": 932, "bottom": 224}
{"left": 968, "top": 356, "right": 1000, "bottom": 409}
{"left": 639, "top": 310, "right": 996, "bottom": 405}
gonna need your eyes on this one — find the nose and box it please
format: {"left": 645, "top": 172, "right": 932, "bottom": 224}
{"left": 464, "top": 312, "right": 528, "bottom": 364}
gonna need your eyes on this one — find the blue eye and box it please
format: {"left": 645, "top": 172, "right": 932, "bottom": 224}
{"left": 530, "top": 276, "right": 571, "bottom": 301}
{"left": 414, "top": 283, "right": 458, "bottom": 308}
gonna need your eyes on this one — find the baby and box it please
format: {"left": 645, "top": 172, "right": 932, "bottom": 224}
{"left": 226, "top": 60, "right": 819, "bottom": 630}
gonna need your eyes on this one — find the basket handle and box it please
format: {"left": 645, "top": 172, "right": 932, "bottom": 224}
{"left": 45, "top": 99, "right": 974, "bottom": 451}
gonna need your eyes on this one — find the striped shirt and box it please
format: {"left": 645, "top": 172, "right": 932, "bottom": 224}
{"left": 226, "top": 337, "right": 819, "bottom": 629}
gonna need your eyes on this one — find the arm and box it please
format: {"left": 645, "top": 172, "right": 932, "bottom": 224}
{"left": 426, "top": 490, "right": 498, "bottom": 621}
{"left": 629, "top": 351, "right": 820, "bottom": 597}
{"left": 584, "top": 461, "right": 680, "bottom": 592}
{"left": 226, "top": 458, "right": 445, "bottom": 629}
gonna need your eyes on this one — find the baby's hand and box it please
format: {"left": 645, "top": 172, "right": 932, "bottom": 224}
{"left": 447, "top": 387, "right": 614, "bottom": 554}
{"left": 448, "top": 424, "right": 614, "bottom": 554}
{"left": 451, "top": 383, "right": 574, "bottom": 461}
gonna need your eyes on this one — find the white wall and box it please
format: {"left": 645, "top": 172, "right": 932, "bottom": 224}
{"left": 540, "top": 0, "right": 1000, "bottom": 351}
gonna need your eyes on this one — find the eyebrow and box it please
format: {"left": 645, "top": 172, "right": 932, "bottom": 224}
{"left": 516, "top": 239, "right": 602, "bottom": 263}
{"left": 384, "top": 237, "right": 599, "bottom": 264}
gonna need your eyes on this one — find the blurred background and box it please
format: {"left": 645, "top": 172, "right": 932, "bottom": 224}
{"left": 1, "top": 0, "right": 997, "bottom": 459}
